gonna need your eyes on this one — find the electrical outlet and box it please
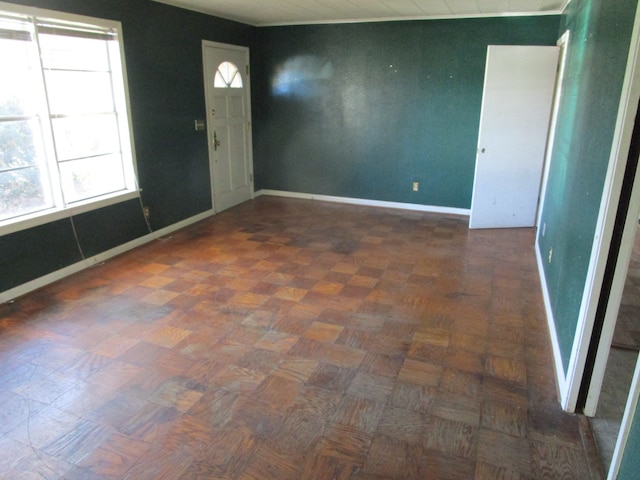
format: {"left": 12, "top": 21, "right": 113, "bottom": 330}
{"left": 548, "top": 247, "right": 553, "bottom": 263}
{"left": 412, "top": 181, "right": 419, "bottom": 192}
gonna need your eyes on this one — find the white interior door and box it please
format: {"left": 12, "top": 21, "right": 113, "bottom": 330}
{"left": 469, "top": 45, "right": 559, "bottom": 229}
{"left": 203, "top": 42, "right": 253, "bottom": 213}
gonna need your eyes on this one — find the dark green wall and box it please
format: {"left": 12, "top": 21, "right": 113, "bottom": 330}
{"left": 537, "top": 0, "right": 637, "bottom": 374}
{"left": 1, "top": 0, "right": 252, "bottom": 293}
{"left": 251, "top": 16, "right": 560, "bottom": 208}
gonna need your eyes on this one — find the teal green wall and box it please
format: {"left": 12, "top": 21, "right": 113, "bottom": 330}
{"left": 252, "top": 16, "right": 560, "bottom": 208}
{"left": 618, "top": 392, "right": 640, "bottom": 479}
{"left": 537, "top": 0, "right": 637, "bottom": 374}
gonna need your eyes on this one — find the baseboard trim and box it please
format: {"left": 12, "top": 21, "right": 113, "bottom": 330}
{"left": 535, "top": 241, "right": 568, "bottom": 406}
{"left": 0, "top": 209, "right": 215, "bottom": 304}
{"left": 255, "top": 189, "right": 471, "bottom": 216}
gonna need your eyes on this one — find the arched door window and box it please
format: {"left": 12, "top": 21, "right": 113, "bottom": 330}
{"left": 214, "top": 61, "right": 243, "bottom": 88}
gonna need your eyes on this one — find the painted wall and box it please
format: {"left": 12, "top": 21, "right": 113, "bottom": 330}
{"left": 0, "top": 0, "right": 252, "bottom": 293}
{"left": 537, "top": 0, "right": 637, "bottom": 374}
{"left": 251, "top": 16, "right": 560, "bottom": 208}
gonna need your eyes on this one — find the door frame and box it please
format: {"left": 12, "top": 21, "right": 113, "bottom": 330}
{"left": 201, "top": 40, "right": 254, "bottom": 213}
{"left": 536, "top": 30, "right": 570, "bottom": 230}
{"left": 559, "top": 3, "right": 640, "bottom": 414}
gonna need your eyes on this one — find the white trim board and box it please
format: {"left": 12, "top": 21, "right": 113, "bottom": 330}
{"left": 535, "top": 241, "right": 568, "bottom": 405}
{"left": 255, "top": 189, "right": 471, "bottom": 217}
{"left": 0, "top": 209, "right": 215, "bottom": 304}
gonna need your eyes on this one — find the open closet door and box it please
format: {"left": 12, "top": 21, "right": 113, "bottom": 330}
{"left": 470, "top": 45, "right": 559, "bottom": 229}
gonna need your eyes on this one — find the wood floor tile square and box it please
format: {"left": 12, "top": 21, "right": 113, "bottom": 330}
{"left": 419, "top": 450, "right": 477, "bottom": 480}
{"left": 481, "top": 398, "right": 528, "bottom": 438}
{"left": 377, "top": 405, "right": 429, "bottom": 443}
{"left": 476, "top": 428, "right": 530, "bottom": 474}
{"left": 215, "top": 365, "right": 266, "bottom": 394}
{"left": 318, "top": 423, "right": 374, "bottom": 465}
{"left": 423, "top": 416, "right": 478, "bottom": 459}
{"left": 78, "top": 431, "right": 152, "bottom": 477}
{"left": 398, "top": 358, "right": 443, "bottom": 387}
{"left": 254, "top": 331, "right": 298, "bottom": 353}
{"left": 144, "top": 325, "right": 192, "bottom": 348}
{"left": 362, "top": 434, "right": 422, "bottom": 479}
{"left": 346, "top": 371, "right": 394, "bottom": 403}
{"left": 254, "top": 375, "right": 302, "bottom": 411}
{"left": 331, "top": 395, "right": 385, "bottom": 433}
{"left": 307, "top": 363, "right": 355, "bottom": 392}
{"left": 304, "top": 321, "right": 345, "bottom": 342}
{"left": 300, "top": 454, "right": 357, "bottom": 480}
{"left": 242, "top": 442, "right": 304, "bottom": 480}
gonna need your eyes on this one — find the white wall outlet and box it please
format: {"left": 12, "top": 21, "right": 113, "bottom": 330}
{"left": 412, "top": 181, "right": 419, "bottom": 192}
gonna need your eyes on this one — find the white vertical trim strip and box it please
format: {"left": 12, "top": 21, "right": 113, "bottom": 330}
{"left": 535, "top": 241, "right": 568, "bottom": 403}
{"left": 537, "top": 30, "right": 570, "bottom": 229}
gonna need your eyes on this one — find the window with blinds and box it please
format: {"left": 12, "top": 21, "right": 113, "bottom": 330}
{"left": 0, "top": 4, "right": 137, "bottom": 230}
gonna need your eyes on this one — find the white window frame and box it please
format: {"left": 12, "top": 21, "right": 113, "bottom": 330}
{"left": 0, "top": 1, "right": 138, "bottom": 237}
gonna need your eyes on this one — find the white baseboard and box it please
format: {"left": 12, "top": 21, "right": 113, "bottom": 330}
{"left": 255, "top": 189, "right": 471, "bottom": 216}
{"left": 535, "top": 241, "right": 568, "bottom": 407}
{"left": 0, "top": 209, "right": 215, "bottom": 304}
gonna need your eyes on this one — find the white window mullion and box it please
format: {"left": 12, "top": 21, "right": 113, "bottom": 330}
{"left": 31, "top": 15, "right": 65, "bottom": 209}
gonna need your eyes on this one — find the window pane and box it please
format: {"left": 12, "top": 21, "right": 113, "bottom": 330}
{"left": 230, "top": 73, "right": 242, "bottom": 88}
{"left": 0, "top": 37, "right": 38, "bottom": 117}
{"left": 0, "top": 120, "right": 45, "bottom": 169}
{"left": 214, "top": 71, "right": 227, "bottom": 88}
{"left": 52, "top": 114, "right": 120, "bottom": 161}
{"left": 59, "top": 153, "right": 125, "bottom": 203}
{"left": 39, "top": 33, "right": 111, "bottom": 71}
{"left": 215, "top": 61, "right": 243, "bottom": 88}
{"left": 0, "top": 167, "right": 50, "bottom": 221}
{"left": 45, "top": 71, "right": 114, "bottom": 115}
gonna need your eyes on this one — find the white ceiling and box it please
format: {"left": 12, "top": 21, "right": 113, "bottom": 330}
{"left": 152, "top": 0, "right": 570, "bottom": 27}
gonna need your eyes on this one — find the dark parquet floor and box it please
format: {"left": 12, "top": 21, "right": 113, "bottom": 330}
{"left": 0, "top": 196, "right": 602, "bottom": 479}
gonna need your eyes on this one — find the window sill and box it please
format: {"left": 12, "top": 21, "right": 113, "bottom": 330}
{"left": 0, "top": 190, "right": 141, "bottom": 237}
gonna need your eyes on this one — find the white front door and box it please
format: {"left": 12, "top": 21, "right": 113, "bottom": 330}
{"left": 469, "top": 45, "right": 559, "bottom": 229}
{"left": 203, "top": 42, "right": 253, "bottom": 213}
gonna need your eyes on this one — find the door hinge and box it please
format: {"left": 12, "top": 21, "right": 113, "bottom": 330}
{"left": 246, "top": 65, "right": 249, "bottom": 75}
{"left": 249, "top": 173, "right": 253, "bottom": 182}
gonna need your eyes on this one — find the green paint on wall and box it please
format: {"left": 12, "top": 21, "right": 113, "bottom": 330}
{"left": 537, "top": 0, "right": 637, "bottom": 374}
{"left": 252, "top": 16, "right": 560, "bottom": 209}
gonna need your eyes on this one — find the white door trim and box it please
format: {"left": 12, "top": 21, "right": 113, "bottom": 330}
{"left": 201, "top": 40, "right": 254, "bottom": 213}
{"left": 536, "top": 30, "right": 570, "bottom": 230}
{"left": 561, "top": 2, "right": 640, "bottom": 413}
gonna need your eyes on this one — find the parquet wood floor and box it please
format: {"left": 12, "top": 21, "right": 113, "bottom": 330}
{"left": 0, "top": 196, "right": 602, "bottom": 479}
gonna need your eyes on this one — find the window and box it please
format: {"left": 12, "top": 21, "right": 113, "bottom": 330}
{"left": 214, "top": 61, "right": 243, "bottom": 88}
{"left": 0, "top": 4, "right": 137, "bottom": 232}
